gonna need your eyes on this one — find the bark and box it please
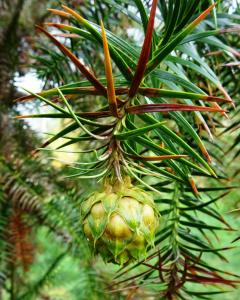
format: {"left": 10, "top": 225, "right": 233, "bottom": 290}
{"left": 0, "top": 0, "right": 49, "bottom": 106}
{"left": 0, "top": 0, "right": 26, "bottom": 106}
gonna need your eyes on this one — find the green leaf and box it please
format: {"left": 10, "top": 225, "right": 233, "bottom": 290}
{"left": 115, "top": 121, "right": 165, "bottom": 140}
{"left": 146, "top": 4, "right": 216, "bottom": 74}
{"left": 139, "top": 114, "right": 216, "bottom": 176}
{"left": 128, "top": 0, "right": 158, "bottom": 98}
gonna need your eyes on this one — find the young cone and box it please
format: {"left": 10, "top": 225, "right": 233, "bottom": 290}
{"left": 81, "top": 177, "right": 159, "bottom": 265}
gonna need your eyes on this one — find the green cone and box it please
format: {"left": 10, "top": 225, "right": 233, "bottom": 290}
{"left": 81, "top": 177, "right": 159, "bottom": 265}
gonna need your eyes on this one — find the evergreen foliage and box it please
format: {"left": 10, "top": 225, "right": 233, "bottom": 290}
{"left": 0, "top": 0, "right": 239, "bottom": 299}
